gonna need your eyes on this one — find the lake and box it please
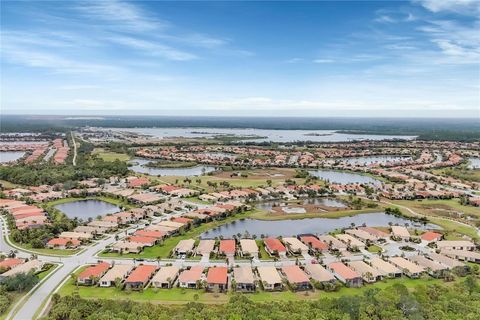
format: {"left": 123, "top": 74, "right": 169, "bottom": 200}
{"left": 0, "top": 151, "right": 25, "bottom": 163}
{"left": 309, "top": 169, "right": 382, "bottom": 185}
{"left": 112, "top": 128, "right": 416, "bottom": 143}
{"left": 344, "top": 156, "right": 411, "bottom": 165}
{"left": 129, "top": 158, "right": 216, "bottom": 176}
{"left": 54, "top": 199, "right": 121, "bottom": 219}
{"left": 200, "top": 212, "right": 439, "bottom": 238}
{"left": 257, "top": 198, "right": 347, "bottom": 211}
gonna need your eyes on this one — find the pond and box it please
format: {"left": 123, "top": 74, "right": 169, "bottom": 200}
{"left": 468, "top": 158, "right": 480, "bottom": 169}
{"left": 54, "top": 199, "right": 121, "bottom": 219}
{"left": 200, "top": 212, "right": 439, "bottom": 238}
{"left": 0, "top": 151, "right": 25, "bottom": 163}
{"left": 112, "top": 128, "right": 416, "bottom": 143}
{"left": 256, "top": 198, "right": 347, "bottom": 211}
{"left": 309, "top": 170, "right": 382, "bottom": 185}
{"left": 129, "top": 158, "right": 216, "bottom": 176}
{"left": 343, "top": 156, "right": 411, "bottom": 165}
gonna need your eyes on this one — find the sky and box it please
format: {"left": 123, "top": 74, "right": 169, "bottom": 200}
{"left": 1, "top": 0, "right": 479, "bottom": 117}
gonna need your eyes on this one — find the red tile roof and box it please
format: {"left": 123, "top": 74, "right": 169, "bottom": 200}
{"left": 0, "top": 258, "right": 24, "bottom": 269}
{"left": 300, "top": 236, "right": 328, "bottom": 251}
{"left": 178, "top": 266, "right": 204, "bottom": 283}
{"left": 172, "top": 217, "right": 192, "bottom": 224}
{"left": 207, "top": 267, "right": 228, "bottom": 285}
{"left": 282, "top": 265, "right": 309, "bottom": 283}
{"left": 219, "top": 239, "right": 236, "bottom": 254}
{"left": 127, "top": 236, "right": 157, "bottom": 244}
{"left": 125, "top": 265, "right": 157, "bottom": 283}
{"left": 78, "top": 262, "right": 110, "bottom": 280}
{"left": 328, "top": 262, "right": 359, "bottom": 280}
{"left": 134, "top": 230, "right": 165, "bottom": 239}
{"left": 421, "top": 231, "right": 442, "bottom": 242}
{"left": 47, "top": 238, "right": 81, "bottom": 246}
{"left": 264, "top": 237, "right": 287, "bottom": 253}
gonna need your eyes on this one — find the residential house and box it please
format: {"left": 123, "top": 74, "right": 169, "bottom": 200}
{"left": 124, "top": 265, "right": 157, "bottom": 290}
{"left": 389, "top": 257, "right": 425, "bottom": 278}
{"left": 257, "top": 266, "right": 283, "bottom": 291}
{"left": 99, "top": 264, "right": 133, "bottom": 287}
{"left": 368, "top": 258, "right": 402, "bottom": 278}
{"left": 77, "top": 262, "right": 110, "bottom": 285}
{"left": 206, "top": 267, "right": 228, "bottom": 292}
{"left": 328, "top": 262, "right": 362, "bottom": 287}
{"left": 348, "top": 261, "right": 382, "bottom": 283}
{"left": 178, "top": 266, "right": 204, "bottom": 289}
{"left": 281, "top": 265, "right": 311, "bottom": 291}
{"left": 151, "top": 266, "right": 180, "bottom": 288}
{"left": 233, "top": 266, "right": 256, "bottom": 292}
{"left": 303, "top": 264, "right": 335, "bottom": 284}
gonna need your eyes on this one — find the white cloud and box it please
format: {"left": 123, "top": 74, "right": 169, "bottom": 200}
{"left": 415, "top": 0, "right": 480, "bottom": 15}
{"left": 106, "top": 35, "right": 197, "bottom": 61}
{"left": 313, "top": 59, "right": 335, "bottom": 63}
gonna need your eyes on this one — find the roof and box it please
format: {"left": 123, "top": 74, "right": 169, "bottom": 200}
{"left": 389, "top": 257, "right": 425, "bottom": 273}
{"left": 196, "top": 240, "right": 215, "bottom": 255}
{"left": 328, "top": 262, "right": 360, "bottom": 280}
{"left": 219, "top": 239, "right": 236, "bottom": 254}
{"left": 421, "top": 231, "right": 442, "bottom": 242}
{"left": 134, "top": 230, "right": 165, "bottom": 239}
{"left": 257, "top": 266, "right": 282, "bottom": 285}
{"left": 369, "top": 258, "right": 401, "bottom": 275}
{"left": 151, "top": 266, "right": 180, "bottom": 283}
{"left": 391, "top": 226, "right": 410, "bottom": 238}
{"left": 345, "top": 229, "right": 377, "bottom": 241}
{"left": 127, "top": 236, "right": 157, "bottom": 244}
{"left": 207, "top": 267, "right": 228, "bottom": 285}
{"left": 336, "top": 234, "right": 365, "bottom": 248}
{"left": 318, "top": 235, "right": 348, "bottom": 249}
{"left": 283, "top": 237, "right": 309, "bottom": 252}
{"left": 178, "top": 266, "right": 204, "bottom": 283}
{"left": 348, "top": 261, "right": 382, "bottom": 278}
{"left": 239, "top": 239, "right": 259, "bottom": 254}
{"left": 0, "top": 258, "right": 24, "bottom": 270}
{"left": 428, "top": 252, "right": 464, "bottom": 268}
{"left": 437, "top": 240, "right": 476, "bottom": 249}
{"left": 233, "top": 267, "right": 255, "bottom": 284}
{"left": 299, "top": 236, "right": 328, "bottom": 251}
{"left": 1, "top": 260, "right": 42, "bottom": 277}
{"left": 47, "top": 238, "right": 81, "bottom": 246}
{"left": 358, "top": 226, "right": 389, "bottom": 238}
{"left": 125, "top": 265, "right": 157, "bottom": 283}
{"left": 304, "top": 264, "right": 335, "bottom": 282}
{"left": 174, "top": 239, "right": 195, "bottom": 253}
{"left": 100, "top": 265, "right": 133, "bottom": 283}
{"left": 264, "top": 237, "right": 286, "bottom": 253}
{"left": 281, "top": 265, "right": 309, "bottom": 284}
{"left": 408, "top": 255, "right": 446, "bottom": 272}
{"left": 78, "top": 262, "right": 110, "bottom": 280}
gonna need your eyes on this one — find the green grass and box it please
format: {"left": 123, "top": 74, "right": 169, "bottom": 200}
{"left": 45, "top": 195, "right": 135, "bottom": 210}
{"left": 99, "top": 209, "right": 261, "bottom": 259}
{"left": 367, "top": 245, "right": 382, "bottom": 253}
{"left": 8, "top": 239, "right": 81, "bottom": 256}
{"left": 57, "top": 273, "right": 467, "bottom": 304}
{"left": 256, "top": 240, "right": 273, "bottom": 260}
{"left": 250, "top": 206, "right": 386, "bottom": 221}
{"left": 92, "top": 149, "right": 131, "bottom": 162}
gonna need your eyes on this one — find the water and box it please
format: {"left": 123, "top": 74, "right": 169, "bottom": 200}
{"left": 344, "top": 156, "right": 411, "bottom": 165}
{"left": 0, "top": 151, "right": 25, "bottom": 163}
{"left": 54, "top": 200, "right": 121, "bottom": 219}
{"left": 309, "top": 170, "right": 382, "bottom": 185}
{"left": 468, "top": 158, "right": 480, "bottom": 169}
{"left": 129, "top": 158, "right": 216, "bottom": 176}
{"left": 200, "top": 212, "right": 439, "bottom": 238}
{"left": 257, "top": 198, "right": 347, "bottom": 211}
{"left": 112, "top": 128, "right": 416, "bottom": 143}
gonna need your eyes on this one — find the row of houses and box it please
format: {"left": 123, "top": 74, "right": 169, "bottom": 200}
{"left": 0, "top": 258, "right": 43, "bottom": 279}
{"left": 0, "top": 199, "right": 49, "bottom": 230}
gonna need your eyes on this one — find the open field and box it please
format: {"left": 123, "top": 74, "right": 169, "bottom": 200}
{"left": 92, "top": 148, "right": 131, "bottom": 162}
{"left": 57, "top": 272, "right": 469, "bottom": 304}
{"left": 432, "top": 166, "right": 480, "bottom": 183}
{"left": 45, "top": 195, "right": 135, "bottom": 210}
{"left": 389, "top": 199, "right": 479, "bottom": 240}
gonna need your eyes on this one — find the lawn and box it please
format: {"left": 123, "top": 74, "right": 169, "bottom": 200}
{"left": 367, "top": 245, "right": 382, "bottom": 253}
{"left": 92, "top": 148, "right": 131, "bottom": 162}
{"left": 250, "top": 206, "right": 386, "bottom": 221}
{"left": 8, "top": 238, "right": 81, "bottom": 256}
{"left": 57, "top": 273, "right": 468, "bottom": 304}
{"left": 45, "top": 195, "right": 135, "bottom": 210}
{"left": 99, "top": 209, "right": 262, "bottom": 259}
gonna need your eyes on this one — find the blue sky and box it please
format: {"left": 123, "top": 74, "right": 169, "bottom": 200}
{"left": 1, "top": 0, "right": 479, "bottom": 117}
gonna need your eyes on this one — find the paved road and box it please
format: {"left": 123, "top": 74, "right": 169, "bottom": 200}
{"left": 71, "top": 132, "right": 77, "bottom": 166}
